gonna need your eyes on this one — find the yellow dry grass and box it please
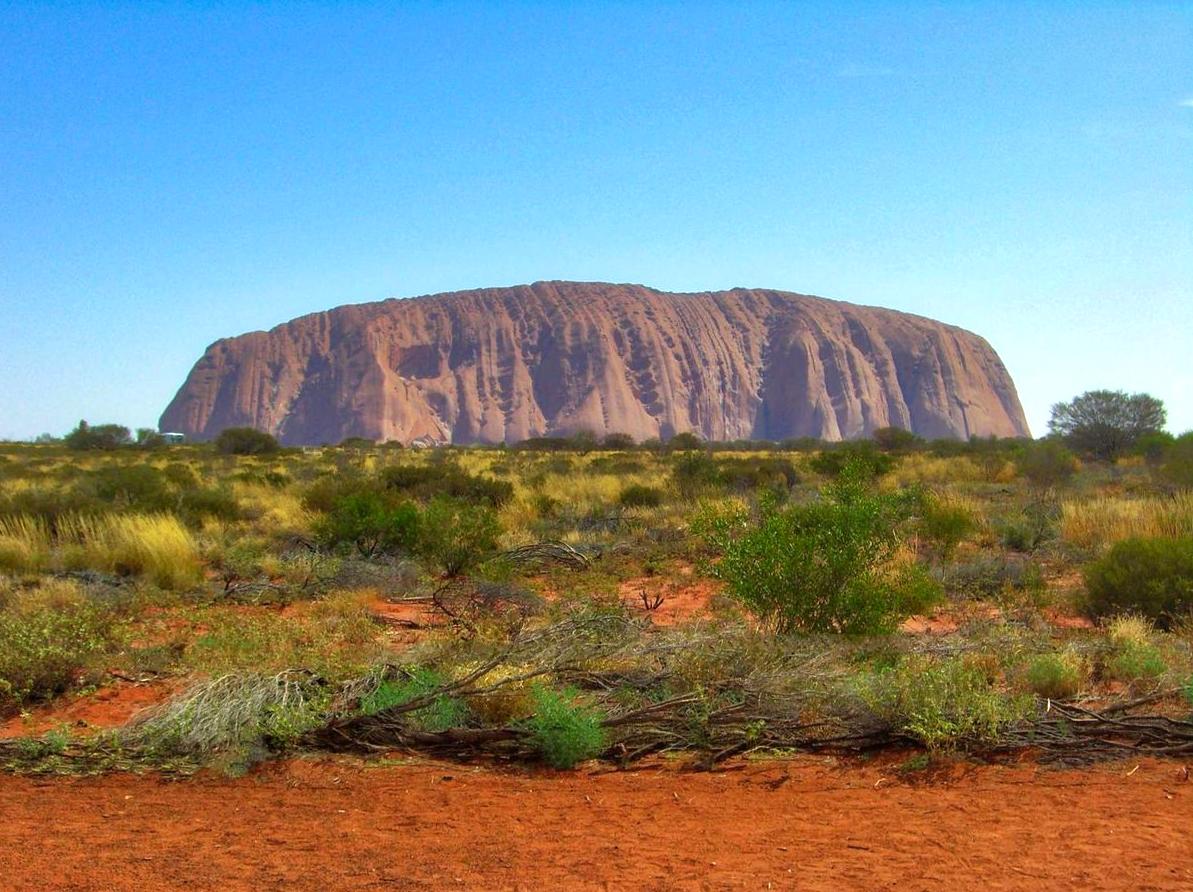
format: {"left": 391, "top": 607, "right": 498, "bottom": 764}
{"left": 1060, "top": 492, "right": 1193, "bottom": 550}
{"left": 57, "top": 513, "right": 203, "bottom": 590}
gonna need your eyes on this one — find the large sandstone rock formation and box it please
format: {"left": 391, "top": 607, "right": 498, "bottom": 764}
{"left": 160, "top": 282, "right": 1029, "bottom": 445}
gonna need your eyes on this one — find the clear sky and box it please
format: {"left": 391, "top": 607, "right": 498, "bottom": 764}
{"left": 2, "top": 2, "right": 1190, "bottom": 440}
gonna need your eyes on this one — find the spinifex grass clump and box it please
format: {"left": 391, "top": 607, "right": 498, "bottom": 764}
{"left": 704, "top": 464, "right": 940, "bottom": 634}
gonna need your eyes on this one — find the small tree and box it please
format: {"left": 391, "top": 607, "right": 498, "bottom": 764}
{"left": 64, "top": 420, "right": 132, "bottom": 450}
{"left": 667, "top": 431, "right": 703, "bottom": 452}
{"left": 214, "top": 427, "right": 280, "bottom": 455}
{"left": 601, "top": 432, "right": 636, "bottom": 450}
{"left": 1048, "top": 390, "right": 1166, "bottom": 461}
{"left": 872, "top": 426, "right": 923, "bottom": 453}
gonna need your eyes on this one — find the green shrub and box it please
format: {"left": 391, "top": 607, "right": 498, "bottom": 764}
{"left": 416, "top": 496, "right": 501, "bottom": 576}
{"left": 1160, "top": 432, "right": 1193, "bottom": 489}
{"left": 525, "top": 685, "right": 606, "bottom": 768}
{"left": 0, "top": 582, "right": 117, "bottom": 710}
{"left": 808, "top": 443, "right": 894, "bottom": 480}
{"left": 670, "top": 452, "right": 720, "bottom": 498}
{"left": 214, "top": 427, "right": 280, "bottom": 456}
{"left": 712, "top": 457, "right": 800, "bottom": 495}
{"left": 872, "top": 427, "right": 923, "bottom": 453}
{"left": 618, "top": 485, "right": 663, "bottom": 508}
{"left": 360, "top": 667, "right": 469, "bottom": 732}
{"left": 1016, "top": 440, "right": 1077, "bottom": 488}
{"left": 315, "top": 492, "right": 420, "bottom": 557}
{"left": 381, "top": 464, "right": 513, "bottom": 507}
{"left": 998, "top": 502, "right": 1057, "bottom": 552}
{"left": 1023, "top": 652, "right": 1084, "bottom": 699}
{"left": 708, "top": 467, "right": 939, "bottom": 634}
{"left": 1083, "top": 536, "right": 1193, "bottom": 628}
{"left": 919, "top": 497, "right": 976, "bottom": 559}
{"left": 63, "top": 420, "right": 132, "bottom": 451}
{"left": 1107, "top": 641, "right": 1167, "bottom": 682}
{"left": 863, "top": 656, "right": 1027, "bottom": 750}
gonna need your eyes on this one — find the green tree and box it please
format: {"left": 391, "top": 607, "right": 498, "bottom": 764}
{"left": 214, "top": 427, "right": 281, "bottom": 455}
{"left": 871, "top": 426, "right": 923, "bottom": 453}
{"left": 667, "top": 431, "right": 703, "bottom": 451}
{"left": 1048, "top": 390, "right": 1166, "bottom": 461}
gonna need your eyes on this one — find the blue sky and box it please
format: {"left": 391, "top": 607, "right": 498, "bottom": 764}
{"left": 2, "top": 2, "right": 1190, "bottom": 439}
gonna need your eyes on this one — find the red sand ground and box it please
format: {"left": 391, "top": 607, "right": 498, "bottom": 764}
{"left": 0, "top": 680, "right": 177, "bottom": 738}
{"left": 1, "top": 756, "right": 1191, "bottom": 890}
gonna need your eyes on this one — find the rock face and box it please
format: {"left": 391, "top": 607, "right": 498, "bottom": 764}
{"left": 160, "top": 282, "right": 1030, "bottom": 445}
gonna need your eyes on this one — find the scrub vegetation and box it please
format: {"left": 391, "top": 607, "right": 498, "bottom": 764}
{"left": 3, "top": 405, "right": 1193, "bottom": 775}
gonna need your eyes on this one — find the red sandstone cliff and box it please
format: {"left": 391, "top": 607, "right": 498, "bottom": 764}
{"left": 160, "top": 282, "right": 1029, "bottom": 445}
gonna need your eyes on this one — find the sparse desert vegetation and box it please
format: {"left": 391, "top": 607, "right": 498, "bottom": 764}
{"left": 2, "top": 415, "right": 1192, "bottom": 779}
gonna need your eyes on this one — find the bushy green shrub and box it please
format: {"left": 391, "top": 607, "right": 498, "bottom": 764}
{"left": 998, "top": 502, "right": 1057, "bottom": 552}
{"left": 670, "top": 452, "right": 720, "bottom": 498}
{"left": 381, "top": 464, "right": 513, "bottom": 507}
{"left": 1160, "top": 432, "right": 1193, "bottom": 489}
{"left": 919, "top": 497, "right": 976, "bottom": 559}
{"left": 712, "top": 457, "right": 799, "bottom": 495}
{"left": 360, "top": 667, "right": 469, "bottom": 732}
{"left": 808, "top": 443, "right": 894, "bottom": 480}
{"left": 863, "top": 655, "right": 1027, "bottom": 750}
{"left": 315, "top": 492, "right": 420, "bottom": 557}
{"left": 618, "top": 484, "right": 663, "bottom": 508}
{"left": 1016, "top": 440, "right": 1077, "bottom": 488}
{"left": 708, "top": 468, "right": 939, "bottom": 634}
{"left": 214, "top": 427, "right": 280, "bottom": 456}
{"left": 416, "top": 496, "right": 501, "bottom": 576}
{"left": 63, "top": 420, "right": 132, "bottom": 451}
{"left": 1023, "top": 652, "right": 1084, "bottom": 699}
{"left": 1083, "top": 536, "right": 1193, "bottom": 628}
{"left": 525, "top": 685, "right": 606, "bottom": 768}
{"left": 872, "top": 427, "right": 923, "bottom": 453}
{"left": 1107, "top": 640, "right": 1167, "bottom": 682}
{"left": 0, "top": 583, "right": 117, "bottom": 710}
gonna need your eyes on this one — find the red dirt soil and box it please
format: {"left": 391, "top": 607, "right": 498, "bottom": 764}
{"left": 2, "top": 756, "right": 1191, "bottom": 890}
{"left": 0, "top": 680, "right": 177, "bottom": 738}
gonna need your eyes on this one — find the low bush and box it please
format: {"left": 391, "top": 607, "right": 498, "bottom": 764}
{"left": 863, "top": 655, "right": 1027, "bottom": 750}
{"left": 381, "top": 464, "right": 514, "bottom": 507}
{"left": 808, "top": 443, "right": 894, "bottom": 480}
{"left": 0, "top": 580, "right": 118, "bottom": 710}
{"left": 919, "top": 496, "right": 976, "bottom": 559}
{"left": 618, "top": 484, "right": 664, "bottom": 508}
{"left": 315, "top": 492, "right": 420, "bottom": 558}
{"left": 416, "top": 496, "right": 501, "bottom": 576}
{"left": 1083, "top": 536, "right": 1193, "bottom": 628}
{"left": 214, "top": 427, "right": 280, "bottom": 456}
{"left": 524, "top": 685, "right": 606, "bottom": 769}
{"left": 1016, "top": 440, "right": 1077, "bottom": 488}
{"left": 1022, "top": 651, "right": 1085, "bottom": 700}
{"left": 360, "top": 667, "right": 469, "bottom": 732}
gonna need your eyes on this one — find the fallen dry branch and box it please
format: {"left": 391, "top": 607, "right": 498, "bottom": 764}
{"left": 1000, "top": 693, "right": 1193, "bottom": 766}
{"left": 501, "top": 541, "right": 592, "bottom": 571}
